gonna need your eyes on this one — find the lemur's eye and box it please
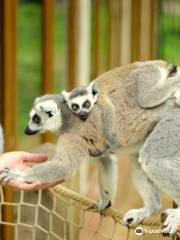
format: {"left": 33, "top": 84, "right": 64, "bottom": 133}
{"left": 72, "top": 104, "right": 79, "bottom": 111}
{"left": 83, "top": 100, "right": 91, "bottom": 108}
{"left": 33, "top": 114, "right": 41, "bottom": 124}
{"left": 45, "top": 111, "right": 53, "bottom": 118}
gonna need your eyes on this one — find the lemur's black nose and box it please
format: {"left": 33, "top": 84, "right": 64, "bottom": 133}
{"left": 79, "top": 112, "right": 88, "bottom": 120}
{"left": 24, "top": 126, "right": 38, "bottom": 135}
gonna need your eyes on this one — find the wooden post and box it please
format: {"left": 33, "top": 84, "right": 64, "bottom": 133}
{"left": 132, "top": 0, "right": 158, "bottom": 61}
{"left": 0, "top": 0, "right": 17, "bottom": 239}
{"left": 78, "top": 0, "right": 91, "bottom": 195}
{"left": 67, "top": 0, "right": 78, "bottom": 90}
{"left": 140, "top": 0, "right": 158, "bottom": 60}
{"left": 108, "top": 0, "right": 122, "bottom": 68}
{"left": 66, "top": 1, "right": 80, "bottom": 239}
{"left": 77, "top": 0, "right": 91, "bottom": 87}
{"left": 131, "top": 0, "right": 141, "bottom": 62}
{"left": 150, "top": 0, "right": 159, "bottom": 59}
{"left": 91, "top": 0, "right": 100, "bottom": 79}
{"left": 140, "top": 0, "right": 152, "bottom": 60}
{"left": 0, "top": 0, "right": 3, "bottom": 118}
{"left": 41, "top": 0, "right": 54, "bottom": 143}
{"left": 120, "top": 0, "right": 132, "bottom": 65}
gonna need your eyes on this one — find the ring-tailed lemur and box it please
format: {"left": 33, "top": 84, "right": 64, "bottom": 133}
{"left": 62, "top": 81, "right": 98, "bottom": 120}
{"left": 62, "top": 81, "right": 119, "bottom": 149}
{"left": 2, "top": 60, "right": 180, "bottom": 234}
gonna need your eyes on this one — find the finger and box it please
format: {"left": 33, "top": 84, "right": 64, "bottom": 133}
{"left": 22, "top": 152, "right": 48, "bottom": 163}
{"left": 43, "top": 179, "right": 65, "bottom": 188}
{"left": 35, "top": 179, "right": 65, "bottom": 190}
{"left": 8, "top": 180, "right": 41, "bottom": 191}
{"left": 52, "top": 179, "right": 65, "bottom": 185}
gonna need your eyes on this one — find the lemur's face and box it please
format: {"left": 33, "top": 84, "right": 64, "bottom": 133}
{"left": 62, "top": 81, "right": 98, "bottom": 120}
{"left": 68, "top": 93, "right": 97, "bottom": 120}
{"left": 25, "top": 97, "right": 62, "bottom": 135}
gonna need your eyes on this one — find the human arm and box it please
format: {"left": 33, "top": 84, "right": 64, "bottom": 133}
{"left": 0, "top": 151, "right": 64, "bottom": 190}
{"left": 0, "top": 134, "right": 89, "bottom": 185}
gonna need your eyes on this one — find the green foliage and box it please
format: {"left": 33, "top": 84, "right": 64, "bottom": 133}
{"left": 159, "top": 8, "right": 180, "bottom": 65}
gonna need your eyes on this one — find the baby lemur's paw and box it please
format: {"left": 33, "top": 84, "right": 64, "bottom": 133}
{"left": 123, "top": 208, "right": 148, "bottom": 226}
{"left": 0, "top": 168, "right": 24, "bottom": 185}
{"left": 161, "top": 209, "right": 180, "bottom": 236}
{"left": 95, "top": 199, "right": 111, "bottom": 215}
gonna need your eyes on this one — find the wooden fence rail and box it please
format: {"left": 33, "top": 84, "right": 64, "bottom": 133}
{"left": 1, "top": 1, "right": 17, "bottom": 239}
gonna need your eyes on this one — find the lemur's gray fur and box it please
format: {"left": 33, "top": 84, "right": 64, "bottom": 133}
{"left": 62, "top": 81, "right": 119, "bottom": 149}
{"left": 2, "top": 60, "right": 180, "bottom": 234}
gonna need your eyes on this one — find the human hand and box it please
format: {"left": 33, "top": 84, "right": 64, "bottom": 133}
{"left": 0, "top": 151, "right": 64, "bottom": 190}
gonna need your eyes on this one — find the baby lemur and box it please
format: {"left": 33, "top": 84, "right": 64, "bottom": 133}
{"left": 62, "top": 81, "right": 119, "bottom": 149}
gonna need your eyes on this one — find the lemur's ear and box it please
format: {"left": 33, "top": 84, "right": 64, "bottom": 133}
{"left": 61, "top": 90, "right": 70, "bottom": 102}
{"left": 34, "top": 97, "right": 40, "bottom": 103}
{"left": 87, "top": 81, "right": 98, "bottom": 96}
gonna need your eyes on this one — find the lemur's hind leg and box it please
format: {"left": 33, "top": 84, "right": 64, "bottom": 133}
{"left": 139, "top": 113, "right": 180, "bottom": 235}
{"left": 142, "top": 155, "right": 180, "bottom": 236}
{"left": 123, "top": 155, "right": 161, "bottom": 226}
{"left": 96, "top": 153, "right": 118, "bottom": 212}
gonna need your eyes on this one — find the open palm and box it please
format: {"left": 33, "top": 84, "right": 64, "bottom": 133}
{"left": 0, "top": 151, "right": 64, "bottom": 190}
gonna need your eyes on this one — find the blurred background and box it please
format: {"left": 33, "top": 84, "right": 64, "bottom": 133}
{"left": 0, "top": 0, "right": 180, "bottom": 239}
{"left": 1, "top": 0, "right": 180, "bottom": 150}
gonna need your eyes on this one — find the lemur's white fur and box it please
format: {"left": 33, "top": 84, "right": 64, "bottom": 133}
{"left": 175, "top": 90, "right": 180, "bottom": 106}
{"left": 2, "top": 60, "right": 180, "bottom": 234}
{"left": 29, "top": 100, "right": 62, "bottom": 133}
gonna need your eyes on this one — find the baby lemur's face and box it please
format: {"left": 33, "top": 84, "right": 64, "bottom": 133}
{"left": 66, "top": 94, "right": 97, "bottom": 120}
{"left": 62, "top": 81, "right": 98, "bottom": 120}
{"left": 25, "top": 95, "right": 62, "bottom": 135}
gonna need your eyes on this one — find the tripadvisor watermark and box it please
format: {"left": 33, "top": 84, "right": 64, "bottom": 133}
{"left": 135, "top": 226, "right": 171, "bottom": 236}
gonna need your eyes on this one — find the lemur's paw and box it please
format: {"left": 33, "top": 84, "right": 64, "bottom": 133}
{"left": 161, "top": 209, "right": 180, "bottom": 236}
{"left": 0, "top": 167, "right": 24, "bottom": 185}
{"left": 123, "top": 208, "right": 148, "bottom": 226}
{"left": 96, "top": 199, "right": 111, "bottom": 215}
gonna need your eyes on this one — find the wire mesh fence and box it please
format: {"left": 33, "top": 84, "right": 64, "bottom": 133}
{"left": 0, "top": 185, "right": 179, "bottom": 240}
